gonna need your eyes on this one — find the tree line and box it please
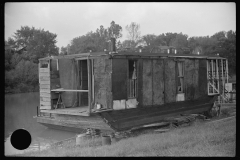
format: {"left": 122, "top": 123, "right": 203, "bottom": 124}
{"left": 5, "top": 22, "right": 236, "bottom": 94}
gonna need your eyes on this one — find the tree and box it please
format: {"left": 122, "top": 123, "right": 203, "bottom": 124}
{"left": 68, "top": 21, "right": 123, "bottom": 54}
{"left": 125, "top": 22, "right": 141, "bottom": 48}
{"left": 141, "top": 34, "right": 158, "bottom": 51}
{"left": 170, "top": 33, "right": 188, "bottom": 48}
{"left": 13, "top": 26, "right": 59, "bottom": 63}
{"left": 162, "top": 32, "right": 178, "bottom": 46}
{"left": 5, "top": 26, "right": 59, "bottom": 93}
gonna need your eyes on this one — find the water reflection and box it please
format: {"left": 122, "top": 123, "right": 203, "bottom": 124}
{"left": 5, "top": 92, "right": 78, "bottom": 156}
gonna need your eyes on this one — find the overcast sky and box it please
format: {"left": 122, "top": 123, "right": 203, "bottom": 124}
{"left": 5, "top": 2, "right": 236, "bottom": 49}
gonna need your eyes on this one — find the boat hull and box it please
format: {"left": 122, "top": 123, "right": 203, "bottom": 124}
{"left": 36, "top": 95, "right": 217, "bottom": 132}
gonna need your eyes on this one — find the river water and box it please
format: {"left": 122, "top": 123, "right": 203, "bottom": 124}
{"left": 4, "top": 92, "right": 78, "bottom": 156}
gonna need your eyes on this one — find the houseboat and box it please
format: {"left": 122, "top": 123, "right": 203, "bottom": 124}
{"left": 35, "top": 42, "right": 229, "bottom": 133}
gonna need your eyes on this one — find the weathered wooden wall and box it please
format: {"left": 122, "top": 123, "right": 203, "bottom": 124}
{"left": 39, "top": 60, "right": 51, "bottom": 110}
{"left": 110, "top": 57, "right": 207, "bottom": 109}
{"left": 164, "top": 59, "right": 176, "bottom": 103}
{"left": 153, "top": 59, "right": 164, "bottom": 105}
{"left": 94, "top": 58, "right": 112, "bottom": 109}
{"left": 50, "top": 59, "right": 60, "bottom": 100}
{"left": 142, "top": 59, "right": 153, "bottom": 106}
{"left": 141, "top": 59, "right": 165, "bottom": 106}
{"left": 184, "top": 59, "right": 199, "bottom": 100}
{"left": 137, "top": 59, "right": 143, "bottom": 106}
{"left": 198, "top": 59, "right": 208, "bottom": 97}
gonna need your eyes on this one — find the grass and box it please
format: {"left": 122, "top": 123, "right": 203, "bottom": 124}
{"left": 15, "top": 113, "right": 236, "bottom": 157}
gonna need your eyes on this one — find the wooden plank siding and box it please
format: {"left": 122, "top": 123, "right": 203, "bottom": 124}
{"left": 39, "top": 60, "right": 51, "bottom": 110}
{"left": 94, "top": 58, "right": 112, "bottom": 109}
{"left": 40, "top": 92, "right": 51, "bottom": 98}
{"left": 152, "top": 59, "right": 164, "bottom": 105}
{"left": 142, "top": 59, "right": 153, "bottom": 106}
{"left": 40, "top": 84, "right": 50, "bottom": 89}
{"left": 164, "top": 59, "right": 176, "bottom": 103}
{"left": 137, "top": 59, "right": 143, "bottom": 107}
{"left": 184, "top": 59, "right": 200, "bottom": 101}
{"left": 39, "top": 68, "right": 50, "bottom": 72}
{"left": 198, "top": 59, "right": 208, "bottom": 97}
{"left": 40, "top": 97, "right": 51, "bottom": 102}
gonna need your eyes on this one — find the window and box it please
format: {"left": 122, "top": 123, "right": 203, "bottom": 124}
{"left": 128, "top": 60, "right": 137, "bottom": 98}
{"left": 177, "top": 61, "right": 184, "bottom": 93}
{"left": 40, "top": 61, "right": 49, "bottom": 68}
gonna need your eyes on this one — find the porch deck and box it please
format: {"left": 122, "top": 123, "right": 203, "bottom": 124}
{"left": 40, "top": 106, "right": 89, "bottom": 116}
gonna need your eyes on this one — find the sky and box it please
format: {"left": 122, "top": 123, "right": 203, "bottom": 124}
{"left": 5, "top": 2, "right": 236, "bottom": 49}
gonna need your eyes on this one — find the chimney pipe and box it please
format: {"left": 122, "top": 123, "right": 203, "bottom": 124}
{"left": 109, "top": 37, "right": 116, "bottom": 52}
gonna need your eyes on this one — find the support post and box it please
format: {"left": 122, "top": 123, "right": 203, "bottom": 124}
{"left": 37, "top": 106, "right": 39, "bottom": 117}
{"left": 207, "top": 60, "right": 209, "bottom": 95}
{"left": 221, "top": 59, "right": 224, "bottom": 103}
{"left": 88, "top": 59, "right": 92, "bottom": 115}
{"left": 216, "top": 60, "right": 219, "bottom": 94}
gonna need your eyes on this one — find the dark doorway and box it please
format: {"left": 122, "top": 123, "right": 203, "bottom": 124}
{"left": 78, "top": 60, "right": 88, "bottom": 106}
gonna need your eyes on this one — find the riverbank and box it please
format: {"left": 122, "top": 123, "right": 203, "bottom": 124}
{"left": 14, "top": 105, "right": 236, "bottom": 157}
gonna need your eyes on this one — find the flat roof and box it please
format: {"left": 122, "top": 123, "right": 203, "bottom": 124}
{"left": 39, "top": 51, "right": 227, "bottom": 61}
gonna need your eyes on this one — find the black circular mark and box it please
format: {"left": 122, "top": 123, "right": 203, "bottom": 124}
{"left": 10, "top": 129, "right": 32, "bottom": 150}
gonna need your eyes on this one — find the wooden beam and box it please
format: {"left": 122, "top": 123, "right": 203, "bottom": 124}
{"left": 51, "top": 89, "right": 89, "bottom": 92}
{"left": 88, "top": 59, "right": 92, "bottom": 114}
{"left": 40, "top": 84, "right": 50, "bottom": 89}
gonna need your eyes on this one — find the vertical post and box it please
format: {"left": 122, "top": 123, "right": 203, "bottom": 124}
{"left": 216, "top": 59, "right": 219, "bottom": 94}
{"left": 92, "top": 59, "right": 94, "bottom": 106}
{"left": 37, "top": 106, "right": 39, "bottom": 117}
{"left": 207, "top": 60, "right": 209, "bottom": 95}
{"left": 88, "top": 58, "right": 92, "bottom": 115}
{"left": 221, "top": 59, "right": 224, "bottom": 103}
{"left": 211, "top": 60, "right": 214, "bottom": 94}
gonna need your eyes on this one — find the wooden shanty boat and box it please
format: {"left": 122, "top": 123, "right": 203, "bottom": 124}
{"left": 35, "top": 43, "right": 229, "bottom": 133}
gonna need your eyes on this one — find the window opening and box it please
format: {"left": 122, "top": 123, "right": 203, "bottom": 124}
{"left": 177, "top": 61, "right": 184, "bottom": 93}
{"left": 40, "top": 61, "right": 49, "bottom": 68}
{"left": 128, "top": 60, "right": 137, "bottom": 98}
